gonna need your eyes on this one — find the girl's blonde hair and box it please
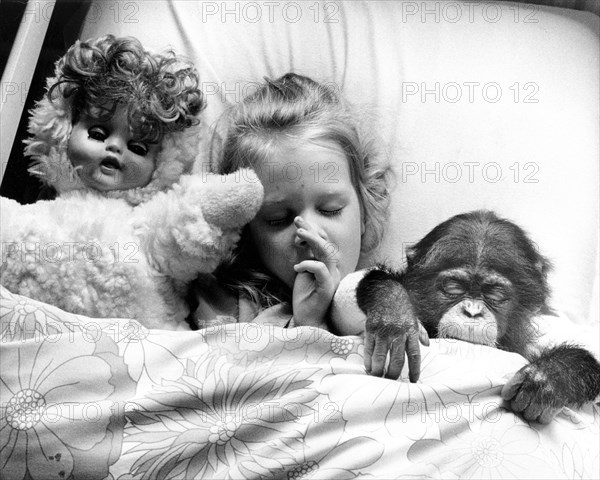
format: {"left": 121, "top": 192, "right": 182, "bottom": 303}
{"left": 215, "top": 72, "right": 394, "bottom": 308}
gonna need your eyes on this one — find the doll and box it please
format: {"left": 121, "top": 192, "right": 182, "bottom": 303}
{"left": 0, "top": 35, "right": 263, "bottom": 330}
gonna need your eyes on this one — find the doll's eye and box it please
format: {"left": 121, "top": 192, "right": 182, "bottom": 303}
{"left": 88, "top": 126, "right": 108, "bottom": 141}
{"left": 128, "top": 141, "right": 149, "bottom": 156}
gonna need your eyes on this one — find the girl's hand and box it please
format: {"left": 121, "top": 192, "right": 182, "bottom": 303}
{"left": 292, "top": 217, "right": 340, "bottom": 329}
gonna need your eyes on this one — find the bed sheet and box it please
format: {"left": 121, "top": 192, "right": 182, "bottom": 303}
{"left": 1, "top": 285, "right": 598, "bottom": 479}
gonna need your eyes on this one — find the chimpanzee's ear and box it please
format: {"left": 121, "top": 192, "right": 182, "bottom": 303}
{"left": 525, "top": 237, "right": 552, "bottom": 279}
{"left": 535, "top": 255, "right": 552, "bottom": 279}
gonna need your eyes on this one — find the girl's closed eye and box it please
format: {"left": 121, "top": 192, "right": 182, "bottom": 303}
{"left": 267, "top": 217, "right": 289, "bottom": 227}
{"left": 263, "top": 211, "right": 293, "bottom": 227}
{"left": 88, "top": 126, "right": 108, "bottom": 141}
{"left": 320, "top": 206, "right": 343, "bottom": 217}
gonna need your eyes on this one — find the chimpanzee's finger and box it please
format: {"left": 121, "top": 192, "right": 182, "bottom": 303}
{"left": 406, "top": 333, "right": 422, "bottom": 383}
{"left": 369, "top": 336, "right": 390, "bottom": 377}
{"left": 538, "top": 406, "right": 560, "bottom": 424}
{"left": 511, "top": 388, "right": 532, "bottom": 413}
{"left": 522, "top": 402, "right": 543, "bottom": 422}
{"left": 418, "top": 323, "right": 430, "bottom": 346}
{"left": 364, "top": 332, "right": 376, "bottom": 373}
{"left": 385, "top": 335, "right": 406, "bottom": 380}
{"left": 500, "top": 370, "right": 526, "bottom": 401}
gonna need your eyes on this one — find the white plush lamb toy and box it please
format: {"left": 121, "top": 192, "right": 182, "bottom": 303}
{"left": 0, "top": 35, "right": 263, "bottom": 330}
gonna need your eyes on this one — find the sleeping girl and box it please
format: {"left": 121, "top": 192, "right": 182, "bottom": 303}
{"left": 192, "top": 72, "right": 422, "bottom": 378}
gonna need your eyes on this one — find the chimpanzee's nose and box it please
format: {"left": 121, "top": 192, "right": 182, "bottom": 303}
{"left": 463, "top": 300, "right": 483, "bottom": 318}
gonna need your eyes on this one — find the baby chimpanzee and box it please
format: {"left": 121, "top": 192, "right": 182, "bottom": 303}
{"left": 355, "top": 210, "right": 600, "bottom": 424}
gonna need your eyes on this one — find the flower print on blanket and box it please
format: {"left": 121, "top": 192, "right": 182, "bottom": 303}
{"left": 0, "top": 286, "right": 83, "bottom": 341}
{"left": 117, "top": 344, "right": 325, "bottom": 478}
{"left": 0, "top": 324, "right": 134, "bottom": 479}
{"left": 1, "top": 287, "right": 599, "bottom": 480}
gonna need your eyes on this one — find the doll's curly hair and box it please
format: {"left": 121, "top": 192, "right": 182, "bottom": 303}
{"left": 25, "top": 35, "right": 205, "bottom": 202}
{"left": 50, "top": 34, "right": 203, "bottom": 143}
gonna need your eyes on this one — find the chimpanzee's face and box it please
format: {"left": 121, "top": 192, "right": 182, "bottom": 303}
{"left": 432, "top": 267, "right": 517, "bottom": 346}
{"left": 403, "top": 211, "right": 550, "bottom": 348}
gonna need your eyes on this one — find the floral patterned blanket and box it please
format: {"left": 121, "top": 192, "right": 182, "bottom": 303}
{"left": 1, "top": 285, "right": 598, "bottom": 480}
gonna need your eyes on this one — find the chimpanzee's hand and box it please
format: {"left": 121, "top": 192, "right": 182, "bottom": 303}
{"left": 501, "top": 363, "right": 565, "bottom": 423}
{"left": 501, "top": 344, "right": 600, "bottom": 424}
{"left": 357, "top": 267, "right": 429, "bottom": 382}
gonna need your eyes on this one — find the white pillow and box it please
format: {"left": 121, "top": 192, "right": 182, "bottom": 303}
{"left": 81, "top": 0, "right": 599, "bottom": 325}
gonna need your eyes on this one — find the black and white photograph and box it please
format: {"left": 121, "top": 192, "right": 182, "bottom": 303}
{"left": 1, "top": 1, "right": 599, "bottom": 478}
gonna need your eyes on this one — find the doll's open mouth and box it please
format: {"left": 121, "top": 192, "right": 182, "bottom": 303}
{"left": 100, "top": 157, "right": 121, "bottom": 174}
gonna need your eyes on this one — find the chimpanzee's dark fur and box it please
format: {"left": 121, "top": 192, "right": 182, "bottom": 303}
{"left": 358, "top": 210, "right": 600, "bottom": 422}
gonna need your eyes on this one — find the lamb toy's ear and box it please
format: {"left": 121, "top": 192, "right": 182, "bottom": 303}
{"left": 24, "top": 74, "right": 85, "bottom": 194}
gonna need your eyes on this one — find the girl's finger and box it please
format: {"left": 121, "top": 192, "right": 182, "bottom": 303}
{"left": 295, "top": 227, "right": 338, "bottom": 267}
{"left": 295, "top": 216, "right": 326, "bottom": 244}
{"left": 294, "top": 216, "right": 312, "bottom": 231}
{"left": 294, "top": 260, "right": 331, "bottom": 286}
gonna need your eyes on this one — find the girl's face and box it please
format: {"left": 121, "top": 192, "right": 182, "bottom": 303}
{"left": 68, "top": 107, "right": 158, "bottom": 191}
{"left": 249, "top": 139, "right": 364, "bottom": 289}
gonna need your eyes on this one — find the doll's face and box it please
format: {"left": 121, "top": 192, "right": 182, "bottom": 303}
{"left": 68, "top": 107, "right": 158, "bottom": 191}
